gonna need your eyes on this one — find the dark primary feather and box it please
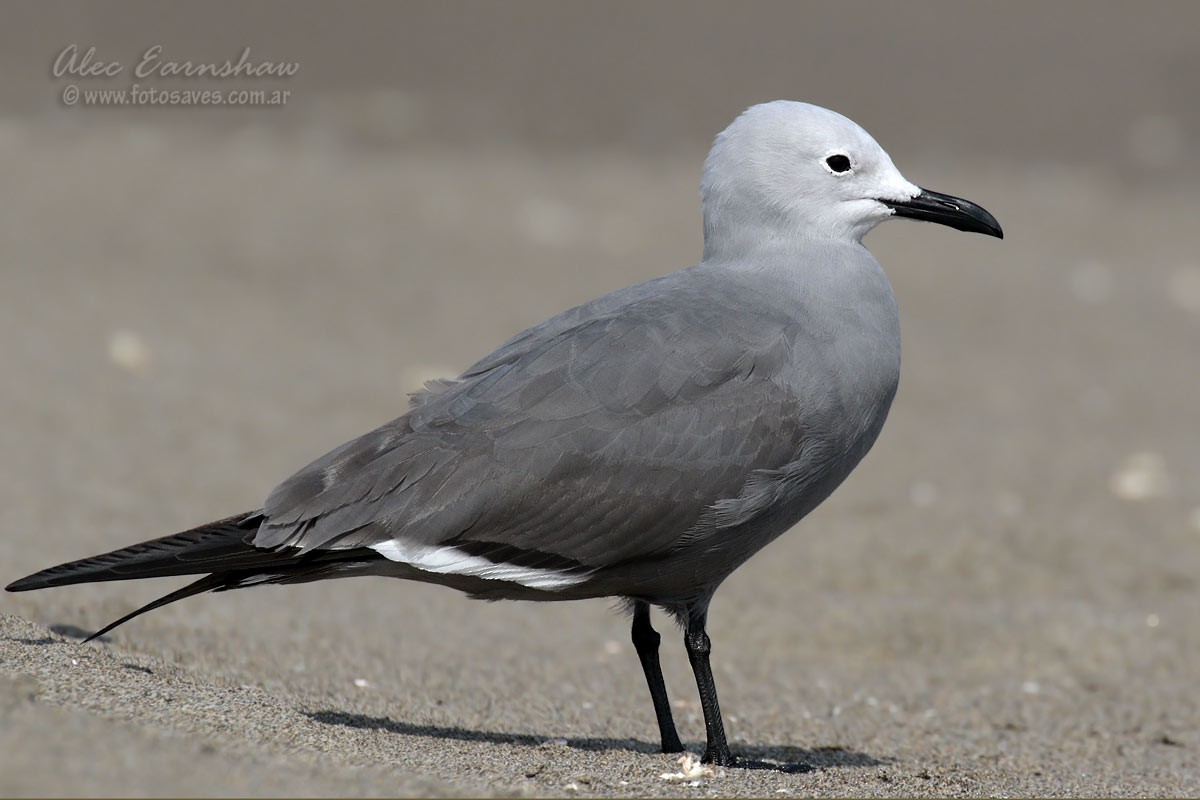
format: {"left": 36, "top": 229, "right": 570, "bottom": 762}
{"left": 5, "top": 513, "right": 263, "bottom": 591}
{"left": 4, "top": 511, "right": 391, "bottom": 591}
{"left": 5, "top": 511, "right": 392, "bottom": 640}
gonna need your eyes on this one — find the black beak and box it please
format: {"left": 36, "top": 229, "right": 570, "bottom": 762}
{"left": 884, "top": 187, "right": 1003, "bottom": 239}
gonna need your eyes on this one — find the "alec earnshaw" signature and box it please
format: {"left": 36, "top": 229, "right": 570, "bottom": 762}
{"left": 52, "top": 44, "right": 300, "bottom": 80}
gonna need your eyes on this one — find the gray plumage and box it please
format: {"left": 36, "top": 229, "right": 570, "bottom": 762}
{"left": 7, "top": 101, "right": 1001, "bottom": 766}
{"left": 256, "top": 248, "right": 900, "bottom": 610}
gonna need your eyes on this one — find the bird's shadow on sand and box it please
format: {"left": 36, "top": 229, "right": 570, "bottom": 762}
{"left": 4, "top": 624, "right": 110, "bottom": 645}
{"left": 305, "top": 709, "right": 886, "bottom": 773}
{"left": 49, "top": 624, "right": 110, "bottom": 642}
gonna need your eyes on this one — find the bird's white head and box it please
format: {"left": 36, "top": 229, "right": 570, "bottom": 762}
{"left": 701, "top": 101, "right": 1001, "bottom": 260}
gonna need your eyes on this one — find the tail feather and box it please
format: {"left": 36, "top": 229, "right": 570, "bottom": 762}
{"left": 82, "top": 573, "right": 231, "bottom": 643}
{"left": 5, "top": 512, "right": 265, "bottom": 591}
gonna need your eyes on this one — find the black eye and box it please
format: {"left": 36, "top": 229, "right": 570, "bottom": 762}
{"left": 825, "top": 154, "right": 852, "bottom": 173}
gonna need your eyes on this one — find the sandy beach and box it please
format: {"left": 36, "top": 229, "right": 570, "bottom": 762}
{"left": 2, "top": 2, "right": 1199, "bottom": 796}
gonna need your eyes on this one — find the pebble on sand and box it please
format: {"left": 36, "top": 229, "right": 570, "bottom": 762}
{"left": 107, "top": 330, "right": 152, "bottom": 375}
{"left": 659, "top": 753, "right": 716, "bottom": 782}
{"left": 1109, "top": 452, "right": 1170, "bottom": 501}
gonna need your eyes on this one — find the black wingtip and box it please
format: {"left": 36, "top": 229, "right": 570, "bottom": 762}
{"left": 6, "top": 575, "right": 43, "bottom": 592}
{"left": 4, "top": 511, "right": 263, "bottom": 593}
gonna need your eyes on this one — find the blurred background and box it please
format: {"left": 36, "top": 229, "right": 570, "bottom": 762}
{"left": 2, "top": 1, "right": 1198, "bottom": 173}
{"left": 1, "top": 1, "right": 1198, "bottom": 796}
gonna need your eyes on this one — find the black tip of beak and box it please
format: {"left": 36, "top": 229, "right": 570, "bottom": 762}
{"left": 884, "top": 187, "right": 1003, "bottom": 239}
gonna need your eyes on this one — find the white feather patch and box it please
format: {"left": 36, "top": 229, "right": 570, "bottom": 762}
{"left": 370, "top": 540, "right": 589, "bottom": 590}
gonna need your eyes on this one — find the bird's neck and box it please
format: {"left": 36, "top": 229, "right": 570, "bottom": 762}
{"left": 702, "top": 206, "right": 866, "bottom": 264}
{"left": 695, "top": 227, "right": 898, "bottom": 346}
{"left": 702, "top": 226, "right": 873, "bottom": 281}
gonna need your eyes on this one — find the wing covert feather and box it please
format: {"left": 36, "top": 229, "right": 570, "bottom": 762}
{"left": 257, "top": 270, "right": 818, "bottom": 567}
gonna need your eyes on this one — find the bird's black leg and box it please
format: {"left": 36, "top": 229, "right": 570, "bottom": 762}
{"left": 631, "top": 600, "right": 684, "bottom": 753}
{"left": 683, "top": 604, "right": 734, "bottom": 766}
